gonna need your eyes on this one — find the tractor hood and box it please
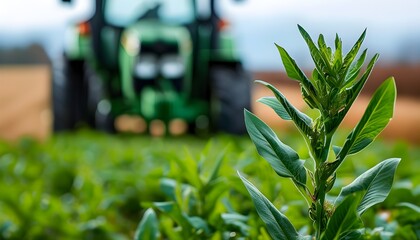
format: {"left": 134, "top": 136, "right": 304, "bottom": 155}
{"left": 120, "top": 20, "right": 192, "bottom": 101}
{"left": 122, "top": 20, "right": 192, "bottom": 58}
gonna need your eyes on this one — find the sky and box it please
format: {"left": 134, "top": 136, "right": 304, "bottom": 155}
{"left": 0, "top": 0, "right": 419, "bottom": 70}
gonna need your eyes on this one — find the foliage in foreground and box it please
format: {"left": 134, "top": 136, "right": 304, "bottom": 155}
{"left": 0, "top": 130, "right": 419, "bottom": 239}
{"left": 239, "top": 25, "right": 405, "bottom": 239}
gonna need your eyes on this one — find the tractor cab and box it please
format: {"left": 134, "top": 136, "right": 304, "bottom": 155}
{"left": 55, "top": 0, "right": 250, "bottom": 135}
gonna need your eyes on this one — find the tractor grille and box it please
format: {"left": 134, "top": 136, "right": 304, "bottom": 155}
{"left": 141, "top": 41, "right": 179, "bottom": 56}
{"left": 133, "top": 41, "right": 183, "bottom": 93}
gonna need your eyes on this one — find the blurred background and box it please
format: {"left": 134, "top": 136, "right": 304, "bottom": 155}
{"left": 1, "top": 0, "right": 419, "bottom": 142}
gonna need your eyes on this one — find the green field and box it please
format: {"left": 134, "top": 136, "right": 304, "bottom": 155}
{"left": 0, "top": 131, "right": 419, "bottom": 239}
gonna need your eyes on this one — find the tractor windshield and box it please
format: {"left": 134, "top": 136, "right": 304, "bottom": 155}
{"left": 105, "top": 0, "right": 195, "bottom": 27}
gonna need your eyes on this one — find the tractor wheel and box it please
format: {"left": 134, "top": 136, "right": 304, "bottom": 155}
{"left": 210, "top": 65, "right": 251, "bottom": 134}
{"left": 84, "top": 65, "right": 115, "bottom": 133}
{"left": 95, "top": 99, "right": 115, "bottom": 133}
{"left": 52, "top": 55, "right": 88, "bottom": 131}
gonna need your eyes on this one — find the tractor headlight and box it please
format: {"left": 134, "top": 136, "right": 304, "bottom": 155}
{"left": 134, "top": 54, "right": 158, "bottom": 79}
{"left": 160, "top": 55, "right": 185, "bottom": 79}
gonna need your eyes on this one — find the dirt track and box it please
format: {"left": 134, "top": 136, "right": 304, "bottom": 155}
{"left": 0, "top": 65, "right": 51, "bottom": 142}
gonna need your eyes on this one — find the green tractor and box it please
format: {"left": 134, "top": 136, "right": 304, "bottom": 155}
{"left": 54, "top": 0, "right": 251, "bottom": 135}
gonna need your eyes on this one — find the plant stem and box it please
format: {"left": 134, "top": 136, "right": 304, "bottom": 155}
{"left": 314, "top": 176, "right": 326, "bottom": 239}
{"left": 320, "top": 133, "right": 333, "bottom": 163}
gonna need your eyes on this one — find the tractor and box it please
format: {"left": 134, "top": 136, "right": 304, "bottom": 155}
{"left": 54, "top": 0, "right": 251, "bottom": 135}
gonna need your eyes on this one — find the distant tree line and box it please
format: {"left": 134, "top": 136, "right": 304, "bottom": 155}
{"left": 0, "top": 44, "right": 50, "bottom": 65}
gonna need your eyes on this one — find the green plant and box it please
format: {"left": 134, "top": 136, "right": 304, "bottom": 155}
{"left": 239, "top": 25, "right": 400, "bottom": 239}
{"left": 135, "top": 143, "right": 254, "bottom": 239}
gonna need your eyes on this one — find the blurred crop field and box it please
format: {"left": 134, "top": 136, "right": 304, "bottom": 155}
{"left": 0, "top": 0, "right": 419, "bottom": 238}
{"left": 0, "top": 65, "right": 419, "bottom": 239}
{"left": 1, "top": 46, "right": 420, "bottom": 239}
{"left": 0, "top": 130, "right": 419, "bottom": 239}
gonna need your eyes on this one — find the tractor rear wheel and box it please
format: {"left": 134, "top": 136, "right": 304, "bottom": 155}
{"left": 52, "top": 56, "right": 88, "bottom": 131}
{"left": 210, "top": 65, "right": 251, "bottom": 134}
{"left": 84, "top": 65, "right": 115, "bottom": 132}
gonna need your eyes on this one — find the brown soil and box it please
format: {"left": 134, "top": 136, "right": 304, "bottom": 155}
{"left": 0, "top": 65, "right": 51, "bottom": 142}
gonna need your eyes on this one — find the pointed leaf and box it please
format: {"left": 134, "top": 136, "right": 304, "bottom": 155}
{"left": 238, "top": 172, "right": 300, "bottom": 240}
{"left": 301, "top": 86, "right": 318, "bottom": 109}
{"left": 186, "top": 216, "right": 210, "bottom": 235}
{"left": 207, "top": 150, "right": 224, "bottom": 185}
{"left": 321, "top": 193, "right": 363, "bottom": 240}
{"left": 337, "top": 230, "right": 363, "bottom": 240}
{"left": 298, "top": 25, "right": 332, "bottom": 84}
{"left": 221, "top": 213, "right": 250, "bottom": 236}
{"left": 317, "top": 34, "right": 330, "bottom": 62}
{"left": 258, "top": 96, "right": 291, "bottom": 120}
{"left": 245, "top": 110, "right": 306, "bottom": 187}
{"left": 340, "top": 77, "right": 396, "bottom": 158}
{"left": 256, "top": 80, "right": 314, "bottom": 139}
{"left": 275, "top": 44, "right": 311, "bottom": 83}
{"left": 342, "top": 29, "right": 367, "bottom": 75}
{"left": 337, "top": 158, "right": 401, "bottom": 215}
{"left": 333, "top": 34, "right": 343, "bottom": 73}
{"left": 397, "top": 202, "right": 420, "bottom": 214}
{"left": 152, "top": 202, "right": 192, "bottom": 231}
{"left": 344, "top": 49, "right": 367, "bottom": 85}
{"left": 332, "top": 146, "right": 342, "bottom": 157}
{"left": 335, "top": 54, "right": 379, "bottom": 132}
{"left": 172, "top": 151, "right": 202, "bottom": 188}
{"left": 134, "top": 208, "right": 160, "bottom": 240}
{"left": 275, "top": 44, "right": 319, "bottom": 106}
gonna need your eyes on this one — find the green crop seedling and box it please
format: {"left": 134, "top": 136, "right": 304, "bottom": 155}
{"left": 239, "top": 25, "right": 400, "bottom": 239}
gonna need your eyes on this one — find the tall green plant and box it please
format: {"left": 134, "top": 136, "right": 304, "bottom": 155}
{"left": 239, "top": 25, "right": 400, "bottom": 239}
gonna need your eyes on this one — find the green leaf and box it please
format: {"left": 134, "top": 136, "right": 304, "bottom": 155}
{"left": 301, "top": 86, "right": 318, "bottom": 109}
{"left": 238, "top": 172, "right": 301, "bottom": 240}
{"left": 172, "top": 151, "right": 202, "bottom": 189}
{"left": 337, "top": 230, "right": 363, "bottom": 240}
{"left": 258, "top": 97, "right": 291, "bottom": 120}
{"left": 332, "top": 146, "right": 342, "bottom": 157}
{"left": 332, "top": 54, "right": 379, "bottom": 133}
{"left": 221, "top": 213, "right": 250, "bottom": 236}
{"left": 337, "top": 158, "right": 401, "bottom": 215}
{"left": 255, "top": 81, "right": 314, "bottom": 139}
{"left": 321, "top": 193, "right": 363, "bottom": 240}
{"left": 344, "top": 49, "right": 368, "bottom": 85}
{"left": 333, "top": 34, "right": 343, "bottom": 70}
{"left": 298, "top": 25, "right": 333, "bottom": 85}
{"left": 186, "top": 216, "right": 210, "bottom": 235}
{"left": 275, "top": 44, "right": 310, "bottom": 83}
{"left": 159, "top": 178, "right": 196, "bottom": 209}
{"left": 275, "top": 44, "right": 319, "bottom": 106}
{"left": 202, "top": 179, "right": 228, "bottom": 216}
{"left": 304, "top": 157, "right": 315, "bottom": 173}
{"left": 206, "top": 150, "right": 224, "bottom": 185}
{"left": 152, "top": 202, "right": 192, "bottom": 231}
{"left": 342, "top": 29, "right": 367, "bottom": 76}
{"left": 317, "top": 34, "right": 330, "bottom": 62}
{"left": 397, "top": 202, "right": 420, "bottom": 214}
{"left": 340, "top": 77, "right": 396, "bottom": 158}
{"left": 244, "top": 110, "right": 306, "bottom": 187}
{"left": 134, "top": 208, "right": 159, "bottom": 240}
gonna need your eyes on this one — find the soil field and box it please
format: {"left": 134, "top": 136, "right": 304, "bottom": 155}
{"left": 0, "top": 65, "right": 51, "bottom": 142}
